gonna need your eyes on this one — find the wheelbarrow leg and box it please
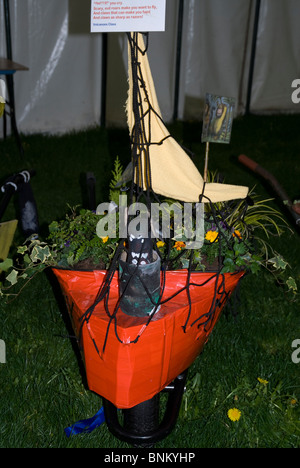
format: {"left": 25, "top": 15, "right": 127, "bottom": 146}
{"left": 103, "top": 369, "right": 188, "bottom": 447}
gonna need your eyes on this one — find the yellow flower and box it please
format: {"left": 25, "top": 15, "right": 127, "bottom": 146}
{"left": 174, "top": 241, "right": 186, "bottom": 251}
{"left": 205, "top": 230, "right": 219, "bottom": 243}
{"left": 227, "top": 408, "right": 241, "bottom": 422}
{"left": 233, "top": 229, "right": 242, "bottom": 239}
{"left": 101, "top": 236, "right": 109, "bottom": 243}
{"left": 156, "top": 240, "right": 165, "bottom": 248}
{"left": 257, "top": 377, "right": 268, "bottom": 385}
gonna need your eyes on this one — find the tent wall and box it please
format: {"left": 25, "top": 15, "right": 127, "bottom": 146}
{"left": 0, "top": 0, "right": 300, "bottom": 136}
{"left": 0, "top": 0, "right": 103, "bottom": 135}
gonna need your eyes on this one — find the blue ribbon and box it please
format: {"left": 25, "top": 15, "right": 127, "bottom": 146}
{"left": 64, "top": 406, "right": 105, "bottom": 437}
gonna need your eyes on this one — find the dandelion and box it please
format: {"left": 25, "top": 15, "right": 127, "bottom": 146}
{"left": 174, "top": 241, "right": 186, "bottom": 251}
{"left": 205, "top": 230, "right": 219, "bottom": 243}
{"left": 101, "top": 236, "right": 109, "bottom": 243}
{"left": 227, "top": 407, "right": 241, "bottom": 422}
{"left": 257, "top": 377, "right": 268, "bottom": 385}
{"left": 156, "top": 240, "right": 165, "bottom": 248}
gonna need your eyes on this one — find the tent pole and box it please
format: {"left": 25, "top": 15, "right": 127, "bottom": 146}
{"left": 100, "top": 32, "right": 108, "bottom": 127}
{"left": 173, "top": 0, "right": 184, "bottom": 122}
{"left": 245, "top": 0, "right": 261, "bottom": 115}
{"left": 4, "top": 0, "right": 12, "bottom": 60}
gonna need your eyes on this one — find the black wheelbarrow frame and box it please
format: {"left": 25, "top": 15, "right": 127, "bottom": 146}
{"left": 103, "top": 369, "right": 188, "bottom": 447}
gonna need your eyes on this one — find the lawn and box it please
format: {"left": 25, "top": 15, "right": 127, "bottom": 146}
{"left": 0, "top": 114, "right": 299, "bottom": 448}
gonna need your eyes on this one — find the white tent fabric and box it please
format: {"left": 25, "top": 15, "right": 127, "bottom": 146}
{"left": 0, "top": 0, "right": 300, "bottom": 136}
{"left": 0, "top": 0, "right": 103, "bottom": 135}
{"left": 249, "top": 0, "right": 300, "bottom": 112}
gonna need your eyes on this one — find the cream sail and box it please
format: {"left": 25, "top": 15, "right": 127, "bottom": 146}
{"left": 126, "top": 33, "right": 248, "bottom": 203}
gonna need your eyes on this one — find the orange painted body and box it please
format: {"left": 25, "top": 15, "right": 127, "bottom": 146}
{"left": 53, "top": 268, "right": 244, "bottom": 409}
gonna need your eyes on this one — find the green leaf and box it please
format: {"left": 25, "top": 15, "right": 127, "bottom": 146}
{"left": 234, "top": 241, "right": 247, "bottom": 255}
{"left": 250, "top": 261, "right": 261, "bottom": 274}
{"left": 224, "top": 249, "right": 234, "bottom": 259}
{"left": 268, "top": 255, "right": 288, "bottom": 271}
{"left": 223, "top": 257, "right": 235, "bottom": 266}
{"left": 67, "top": 253, "right": 75, "bottom": 266}
{"left": 0, "top": 257, "right": 13, "bottom": 271}
{"left": 24, "top": 254, "right": 31, "bottom": 264}
{"left": 6, "top": 269, "right": 18, "bottom": 285}
{"left": 221, "top": 264, "right": 236, "bottom": 273}
{"left": 17, "top": 245, "right": 27, "bottom": 255}
{"left": 30, "top": 245, "right": 51, "bottom": 263}
{"left": 286, "top": 277, "right": 297, "bottom": 292}
{"left": 236, "top": 256, "right": 247, "bottom": 267}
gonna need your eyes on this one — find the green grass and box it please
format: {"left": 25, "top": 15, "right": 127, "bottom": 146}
{"left": 0, "top": 115, "right": 300, "bottom": 448}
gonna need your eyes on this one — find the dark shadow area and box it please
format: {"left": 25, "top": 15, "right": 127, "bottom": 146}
{"left": 45, "top": 267, "right": 89, "bottom": 391}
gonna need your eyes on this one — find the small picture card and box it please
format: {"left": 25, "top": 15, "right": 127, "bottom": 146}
{"left": 91, "top": 0, "right": 166, "bottom": 33}
{"left": 201, "top": 93, "right": 235, "bottom": 144}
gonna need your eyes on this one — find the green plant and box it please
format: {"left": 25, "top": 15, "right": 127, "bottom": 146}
{"left": 0, "top": 158, "right": 123, "bottom": 298}
{"left": 180, "top": 371, "right": 300, "bottom": 447}
{"left": 0, "top": 208, "right": 121, "bottom": 298}
{"left": 0, "top": 118, "right": 299, "bottom": 449}
{"left": 109, "top": 155, "right": 124, "bottom": 205}
{"left": 48, "top": 206, "right": 119, "bottom": 269}
{"left": 0, "top": 159, "right": 297, "bottom": 298}
{"left": 154, "top": 187, "right": 297, "bottom": 293}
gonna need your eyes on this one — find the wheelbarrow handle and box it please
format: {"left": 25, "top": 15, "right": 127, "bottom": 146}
{"left": 0, "top": 169, "right": 36, "bottom": 222}
{"left": 238, "top": 154, "right": 259, "bottom": 173}
{"left": 238, "top": 154, "right": 300, "bottom": 227}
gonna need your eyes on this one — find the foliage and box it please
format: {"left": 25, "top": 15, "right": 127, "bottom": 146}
{"left": 0, "top": 209, "right": 120, "bottom": 298}
{"left": 0, "top": 159, "right": 297, "bottom": 298}
{"left": 180, "top": 371, "right": 300, "bottom": 447}
{"left": 155, "top": 183, "right": 297, "bottom": 293}
{"left": 109, "top": 155, "right": 124, "bottom": 205}
{"left": 0, "top": 118, "right": 299, "bottom": 448}
{"left": 48, "top": 206, "right": 119, "bottom": 269}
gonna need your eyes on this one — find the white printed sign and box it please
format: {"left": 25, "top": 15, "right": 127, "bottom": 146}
{"left": 91, "top": 0, "right": 166, "bottom": 32}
